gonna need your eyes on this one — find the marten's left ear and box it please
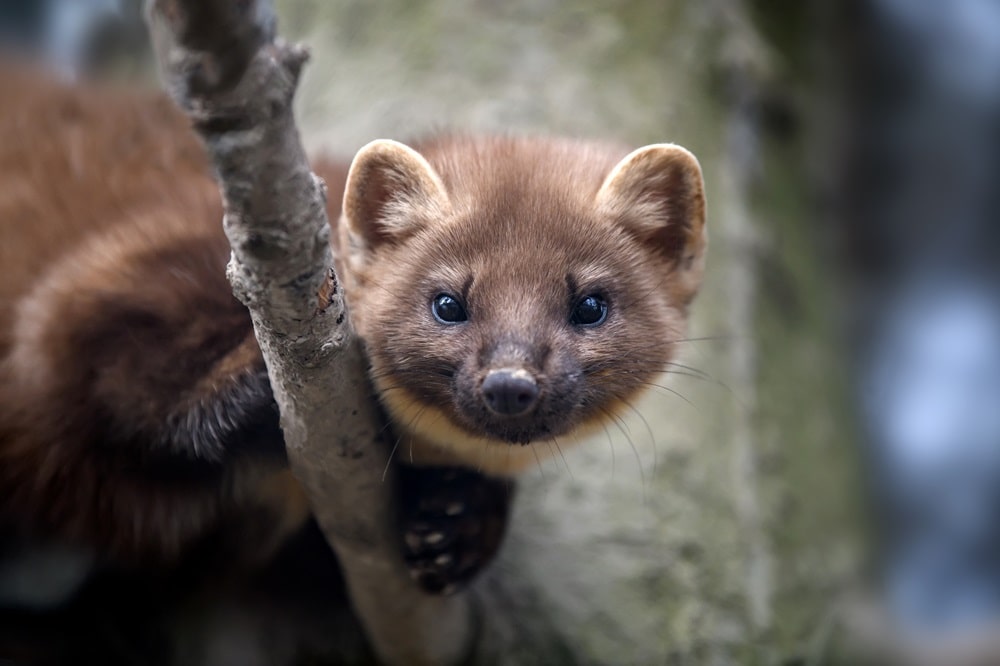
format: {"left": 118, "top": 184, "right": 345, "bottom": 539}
{"left": 596, "top": 144, "right": 707, "bottom": 299}
{"left": 343, "top": 139, "right": 451, "bottom": 252}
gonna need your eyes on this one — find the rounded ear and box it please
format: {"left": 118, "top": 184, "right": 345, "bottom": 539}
{"left": 342, "top": 139, "right": 451, "bottom": 251}
{"left": 596, "top": 143, "right": 707, "bottom": 274}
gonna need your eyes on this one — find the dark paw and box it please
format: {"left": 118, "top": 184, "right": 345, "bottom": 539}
{"left": 397, "top": 465, "right": 513, "bottom": 595}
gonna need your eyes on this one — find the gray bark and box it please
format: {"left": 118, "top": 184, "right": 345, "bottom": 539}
{"left": 143, "top": 2, "right": 472, "bottom": 664}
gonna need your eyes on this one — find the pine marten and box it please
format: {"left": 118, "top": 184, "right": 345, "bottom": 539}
{"left": 0, "top": 63, "right": 707, "bottom": 596}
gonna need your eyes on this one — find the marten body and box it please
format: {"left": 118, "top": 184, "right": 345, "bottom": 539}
{"left": 0, "top": 65, "right": 320, "bottom": 567}
{"left": 0, "top": 65, "right": 706, "bottom": 585}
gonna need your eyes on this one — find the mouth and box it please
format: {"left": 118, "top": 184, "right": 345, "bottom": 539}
{"left": 493, "top": 427, "right": 546, "bottom": 446}
{"left": 452, "top": 383, "right": 586, "bottom": 445}
{"left": 463, "top": 413, "right": 567, "bottom": 445}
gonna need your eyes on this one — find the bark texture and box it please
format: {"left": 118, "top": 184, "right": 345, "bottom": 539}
{"left": 144, "top": 2, "right": 471, "bottom": 664}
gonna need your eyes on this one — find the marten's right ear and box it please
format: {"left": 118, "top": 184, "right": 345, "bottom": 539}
{"left": 343, "top": 139, "right": 451, "bottom": 251}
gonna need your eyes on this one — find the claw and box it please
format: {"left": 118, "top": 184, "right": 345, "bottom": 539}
{"left": 397, "top": 465, "right": 514, "bottom": 595}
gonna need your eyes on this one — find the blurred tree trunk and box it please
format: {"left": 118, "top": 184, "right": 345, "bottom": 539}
{"left": 272, "top": 1, "right": 865, "bottom": 663}
{"left": 31, "top": 1, "right": 863, "bottom": 663}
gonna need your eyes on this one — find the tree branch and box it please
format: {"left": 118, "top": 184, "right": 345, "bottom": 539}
{"left": 144, "top": 1, "right": 472, "bottom": 663}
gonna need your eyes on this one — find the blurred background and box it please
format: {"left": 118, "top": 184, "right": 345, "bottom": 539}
{"left": 1, "top": 0, "right": 998, "bottom": 664}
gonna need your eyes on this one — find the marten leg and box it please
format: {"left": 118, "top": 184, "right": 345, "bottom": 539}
{"left": 397, "top": 465, "right": 513, "bottom": 594}
{"left": 0, "top": 209, "right": 303, "bottom": 566}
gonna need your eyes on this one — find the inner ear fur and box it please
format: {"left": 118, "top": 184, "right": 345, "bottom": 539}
{"left": 596, "top": 143, "right": 707, "bottom": 275}
{"left": 342, "top": 139, "right": 451, "bottom": 250}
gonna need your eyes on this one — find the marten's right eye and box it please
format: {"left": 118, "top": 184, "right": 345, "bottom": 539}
{"left": 432, "top": 293, "right": 468, "bottom": 324}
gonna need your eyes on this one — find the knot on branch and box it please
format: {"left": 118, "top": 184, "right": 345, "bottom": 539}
{"left": 148, "top": 0, "right": 308, "bottom": 127}
{"left": 316, "top": 268, "right": 341, "bottom": 315}
{"left": 146, "top": 0, "right": 276, "bottom": 92}
{"left": 181, "top": 43, "right": 308, "bottom": 139}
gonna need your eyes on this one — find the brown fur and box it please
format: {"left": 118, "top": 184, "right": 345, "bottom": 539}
{"left": 0, "top": 64, "right": 326, "bottom": 563}
{"left": 340, "top": 137, "right": 706, "bottom": 474}
{"left": 0, "top": 63, "right": 705, "bottom": 566}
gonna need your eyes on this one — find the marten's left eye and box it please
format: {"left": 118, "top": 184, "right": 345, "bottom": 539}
{"left": 570, "top": 294, "right": 608, "bottom": 327}
{"left": 432, "top": 293, "right": 468, "bottom": 324}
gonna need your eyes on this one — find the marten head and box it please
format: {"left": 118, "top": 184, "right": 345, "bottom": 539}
{"left": 338, "top": 136, "right": 706, "bottom": 474}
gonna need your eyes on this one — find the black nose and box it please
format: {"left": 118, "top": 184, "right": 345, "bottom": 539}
{"left": 481, "top": 368, "right": 539, "bottom": 416}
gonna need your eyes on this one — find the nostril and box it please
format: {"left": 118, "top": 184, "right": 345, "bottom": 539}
{"left": 481, "top": 369, "right": 539, "bottom": 416}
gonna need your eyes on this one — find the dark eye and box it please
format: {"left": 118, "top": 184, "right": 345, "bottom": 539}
{"left": 570, "top": 294, "right": 608, "bottom": 327}
{"left": 432, "top": 293, "right": 468, "bottom": 324}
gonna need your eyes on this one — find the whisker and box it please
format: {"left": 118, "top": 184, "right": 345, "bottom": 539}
{"left": 619, "top": 397, "right": 657, "bottom": 478}
{"left": 599, "top": 405, "right": 645, "bottom": 497}
{"left": 396, "top": 403, "right": 432, "bottom": 465}
{"left": 362, "top": 277, "right": 412, "bottom": 303}
{"left": 636, "top": 381, "right": 697, "bottom": 410}
{"left": 660, "top": 369, "right": 716, "bottom": 382}
{"left": 530, "top": 442, "right": 546, "bottom": 484}
{"left": 368, "top": 369, "right": 453, "bottom": 383}
{"left": 374, "top": 384, "right": 433, "bottom": 396}
{"left": 594, "top": 365, "right": 732, "bottom": 396}
{"left": 668, "top": 334, "right": 737, "bottom": 344}
{"left": 381, "top": 434, "right": 402, "bottom": 483}
{"left": 585, "top": 361, "right": 736, "bottom": 404}
{"left": 663, "top": 360, "right": 714, "bottom": 380}
{"left": 543, "top": 440, "right": 558, "bottom": 473}
{"left": 476, "top": 432, "right": 491, "bottom": 474}
{"left": 378, "top": 409, "right": 398, "bottom": 435}
{"left": 602, "top": 421, "right": 616, "bottom": 481}
{"left": 551, "top": 436, "right": 573, "bottom": 480}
